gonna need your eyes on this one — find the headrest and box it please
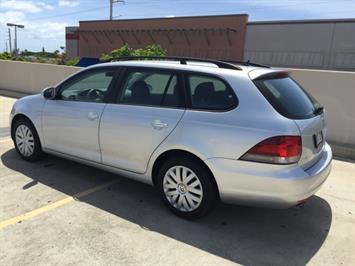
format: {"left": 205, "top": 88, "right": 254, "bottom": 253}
{"left": 131, "top": 80, "right": 150, "bottom": 98}
{"left": 194, "top": 82, "right": 215, "bottom": 101}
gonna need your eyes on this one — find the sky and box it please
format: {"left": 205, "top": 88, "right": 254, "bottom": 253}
{"left": 0, "top": 0, "right": 355, "bottom": 52}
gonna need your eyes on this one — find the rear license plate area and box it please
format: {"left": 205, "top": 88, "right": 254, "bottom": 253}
{"left": 313, "top": 131, "right": 323, "bottom": 148}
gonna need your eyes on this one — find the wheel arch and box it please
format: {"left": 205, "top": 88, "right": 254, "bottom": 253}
{"left": 11, "top": 114, "right": 38, "bottom": 140}
{"left": 151, "top": 149, "right": 220, "bottom": 198}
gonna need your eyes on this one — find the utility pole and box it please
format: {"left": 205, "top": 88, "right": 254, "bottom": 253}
{"left": 15, "top": 26, "right": 18, "bottom": 53}
{"left": 8, "top": 28, "right": 12, "bottom": 53}
{"left": 7, "top": 23, "right": 24, "bottom": 55}
{"left": 110, "top": 0, "right": 125, "bottom": 20}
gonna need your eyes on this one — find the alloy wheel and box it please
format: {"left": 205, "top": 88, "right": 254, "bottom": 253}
{"left": 163, "top": 166, "right": 203, "bottom": 212}
{"left": 15, "top": 125, "right": 35, "bottom": 157}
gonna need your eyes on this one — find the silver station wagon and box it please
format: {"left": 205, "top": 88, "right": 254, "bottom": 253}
{"left": 10, "top": 57, "right": 332, "bottom": 219}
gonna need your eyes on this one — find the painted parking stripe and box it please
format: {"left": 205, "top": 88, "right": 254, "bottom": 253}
{"left": 0, "top": 180, "right": 117, "bottom": 230}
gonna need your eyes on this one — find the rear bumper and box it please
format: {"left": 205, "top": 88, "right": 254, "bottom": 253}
{"left": 205, "top": 142, "right": 332, "bottom": 208}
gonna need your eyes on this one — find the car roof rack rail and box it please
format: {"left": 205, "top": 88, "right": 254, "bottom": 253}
{"left": 103, "top": 56, "right": 243, "bottom": 70}
{"left": 226, "top": 60, "right": 271, "bottom": 68}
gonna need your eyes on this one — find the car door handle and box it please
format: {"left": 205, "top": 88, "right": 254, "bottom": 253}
{"left": 88, "top": 112, "right": 99, "bottom": 121}
{"left": 152, "top": 120, "right": 169, "bottom": 130}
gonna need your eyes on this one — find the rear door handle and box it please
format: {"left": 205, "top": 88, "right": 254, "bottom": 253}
{"left": 88, "top": 112, "right": 99, "bottom": 121}
{"left": 152, "top": 120, "right": 169, "bottom": 130}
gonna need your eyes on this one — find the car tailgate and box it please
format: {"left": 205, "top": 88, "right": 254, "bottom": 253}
{"left": 293, "top": 111, "right": 327, "bottom": 169}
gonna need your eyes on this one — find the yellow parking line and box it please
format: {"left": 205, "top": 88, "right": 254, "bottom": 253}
{"left": 0, "top": 180, "right": 117, "bottom": 230}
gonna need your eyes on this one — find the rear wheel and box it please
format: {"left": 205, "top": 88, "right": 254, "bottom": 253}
{"left": 157, "top": 157, "right": 218, "bottom": 219}
{"left": 13, "top": 118, "right": 43, "bottom": 161}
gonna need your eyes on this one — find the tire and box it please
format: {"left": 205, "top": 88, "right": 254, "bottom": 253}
{"left": 157, "top": 156, "right": 218, "bottom": 219}
{"left": 13, "top": 118, "right": 43, "bottom": 162}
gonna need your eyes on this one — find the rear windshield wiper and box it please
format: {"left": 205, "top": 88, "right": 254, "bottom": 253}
{"left": 313, "top": 106, "right": 324, "bottom": 115}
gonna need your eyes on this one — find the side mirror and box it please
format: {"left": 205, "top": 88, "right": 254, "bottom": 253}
{"left": 42, "top": 87, "right": 56, "bottom": 100}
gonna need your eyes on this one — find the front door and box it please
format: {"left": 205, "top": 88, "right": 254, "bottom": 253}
{"left": 100, "top": 68, "right": 185, "bottom": 173}
{"left": 42, "top": 67, "right": 117, "bottom": 162}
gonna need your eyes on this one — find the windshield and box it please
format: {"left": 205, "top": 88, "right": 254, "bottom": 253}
{"left": 254, "top": 73, "right": 322, "bottom": 119}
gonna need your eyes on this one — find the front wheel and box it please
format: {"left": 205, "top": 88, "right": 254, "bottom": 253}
{"left": 157, "top": 157, "right": 218, "bottom": 219}
{"left": 13, "top": 118, "right": 43, "bottom": 161}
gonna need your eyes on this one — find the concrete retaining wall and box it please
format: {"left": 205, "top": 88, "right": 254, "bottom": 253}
{"left": 0, "top": 60, "right": 354, "bottom": 159}
{"left": 288, "top": 68, "right": 355, "bottom": 159}
{"left": 0, "top": 60, "right": 81, "bottom": 96}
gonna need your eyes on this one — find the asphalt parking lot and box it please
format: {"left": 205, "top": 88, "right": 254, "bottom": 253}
{"left": 1, "top": 95, "right": 355, "bottom": 265}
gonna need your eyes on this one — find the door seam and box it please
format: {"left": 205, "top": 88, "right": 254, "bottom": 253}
{"left": 98, "top": 103, "right": 109, "bottom": 163}
{"left": 144, "top": 109, "right": 187, "bottom": 175}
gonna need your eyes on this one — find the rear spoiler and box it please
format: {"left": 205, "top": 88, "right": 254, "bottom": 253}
{"left": 248, "top": 69, "right": 290, "bottom": 81}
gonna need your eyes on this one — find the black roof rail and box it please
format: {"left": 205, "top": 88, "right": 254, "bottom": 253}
{"left": 102, "top": 56, "right": 243, "bottom": 70}
{"left": 226, "top": 60, "right": 271, "bottom": 68}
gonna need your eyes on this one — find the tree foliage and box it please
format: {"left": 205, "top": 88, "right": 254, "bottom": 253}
{"left": 100, "top": 43, "right": 167, "bottom": 61}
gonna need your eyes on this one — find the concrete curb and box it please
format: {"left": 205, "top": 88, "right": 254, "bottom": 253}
{"left": 0, "top": 88, "right": 30, "bottom": 99}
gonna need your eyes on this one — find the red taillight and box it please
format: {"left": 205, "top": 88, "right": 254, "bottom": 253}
{"left": 240, "top": 136, "right": 302, "bottom": 164}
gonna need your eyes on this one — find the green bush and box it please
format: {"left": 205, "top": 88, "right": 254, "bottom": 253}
{"left": 100, "top": 44, "right": 167, "bottom": 61}
{"left": 0, "top": 52, "right": 13, "bottom": 60}
{"left": 0, "top": 44, "right": 167, "bottom": 66}
{"left": 0, "top": 52, "right": 62, "bottom": 64}
{"left": 65, "top": 57, "right": 80, "bottom": 66}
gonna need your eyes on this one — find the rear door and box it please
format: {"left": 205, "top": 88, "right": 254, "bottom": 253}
{"left": 100, "top": 67, "right": 185, "bottom": 173}
{"left": 253, "top": 72, "right": 326, "bottom": 169}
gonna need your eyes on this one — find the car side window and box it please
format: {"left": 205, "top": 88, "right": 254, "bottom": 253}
{"left": 58, "top": 69, "right": 115, "bottom": 103}
{"left": 118, "top": 69, "right": 183, "bottom": 108}
{"left": 188, "top": 74, "right": 236, "bottom": 110}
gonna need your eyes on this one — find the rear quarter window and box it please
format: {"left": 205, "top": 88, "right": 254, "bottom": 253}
{"left": 187, "top": 74, "right": 237, "bottom": 111}
{"left": 254, "top": 73, "right": 321, "bottom": 119}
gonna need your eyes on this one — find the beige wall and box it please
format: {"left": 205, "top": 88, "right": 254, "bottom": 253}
{"left": 245, "top": 20, "right": 355, "bottom": 71}
{"left": 0, "top": 60, "right": 354, "bottom": 158}
{"left": 0, "top": 60, "right": 80, "bottom": 95}
{"left": 288, "top": 68, "right": 355, "bottom": 158}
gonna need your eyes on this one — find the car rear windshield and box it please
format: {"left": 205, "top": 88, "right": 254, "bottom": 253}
{"left": 254, "top": 73, "right": 321, "bottom": 119}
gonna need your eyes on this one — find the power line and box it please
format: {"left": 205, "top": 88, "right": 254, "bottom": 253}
{"left": 27, "top": 5, "right": 110, "bottom": 21}
{"left": 1, "top": 0, "right": 353, "bottom": 24}
{"left": 116, "top": 0, "right": 354, "bottom": 18}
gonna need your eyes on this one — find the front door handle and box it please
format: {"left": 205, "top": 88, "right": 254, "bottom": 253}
{"left": 88, "top": 112, "right": 99, "bottom": 121}
{"left": 152, "top": 120, "right": 169, "bottom": 130}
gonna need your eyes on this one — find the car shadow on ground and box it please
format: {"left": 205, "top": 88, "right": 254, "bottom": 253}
{"left": 1, "top": 148, "right": 332, "bottom": 266}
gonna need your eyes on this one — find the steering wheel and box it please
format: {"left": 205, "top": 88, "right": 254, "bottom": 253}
{"left": 88, "top": 89, "right": 105, "bottom": 100}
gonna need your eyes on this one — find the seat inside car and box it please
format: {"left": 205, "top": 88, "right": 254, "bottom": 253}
{"left": 193, "top": 82, "right": 215, "bottom": 107}
{"left": 130, "top": 80, "right": 151, "bottom": 104}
